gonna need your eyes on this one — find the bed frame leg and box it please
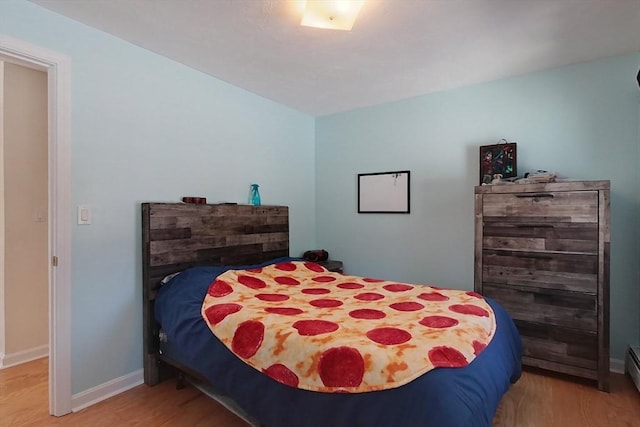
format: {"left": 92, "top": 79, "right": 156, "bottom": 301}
{"left": 176, "top": 371, "right": 185, "bottom": 390}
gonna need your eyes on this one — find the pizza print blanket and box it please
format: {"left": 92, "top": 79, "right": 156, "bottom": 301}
{"left": 201, "top": 261, "right": 496, "bottom": 393}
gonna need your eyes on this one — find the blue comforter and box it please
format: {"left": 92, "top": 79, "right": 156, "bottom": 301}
{"left": 155, "top": 258, "right": 522, "bottom": 427}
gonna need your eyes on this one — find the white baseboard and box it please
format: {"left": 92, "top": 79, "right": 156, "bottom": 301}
{"left": 610, "top": 357, "right": 625, "bottom": 374}
{"left": 71, "top": 369, "right": 143, "bottom": 412}
{"left": 0, "top": 345, "right": 48, "bottom": 369}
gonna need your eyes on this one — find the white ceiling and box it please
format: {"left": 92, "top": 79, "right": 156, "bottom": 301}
{"left": 30, "top": 0, "right": 640, "bottom": 116}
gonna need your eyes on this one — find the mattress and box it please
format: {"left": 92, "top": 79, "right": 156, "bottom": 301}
{"left": 155, "top": 258, "right": 522, "bottom": 427}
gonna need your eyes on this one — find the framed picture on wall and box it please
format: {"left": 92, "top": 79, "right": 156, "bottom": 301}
{"left": 358, "top": 170, "right": 410, "bottom": 213}
{"left": 479, "top": 141, "right": 517, "bottom": 184}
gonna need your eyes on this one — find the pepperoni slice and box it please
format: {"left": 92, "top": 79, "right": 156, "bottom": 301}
{"left": 265, "top": 307, "right": 304, "bottom": 315}
{"left": 207, "top": 279, "right": 232, "bottom": 297}
{"left": 337, "top": 282, "right": 365, "bottom": 289}
{"left": 428, "top": 346, "right": 468, "bottom": 368}
{"left": 263, "top": 364, "right": 299, "bottom": 387}
{"left": 232, "top": 320, "right": 264, "bottom": 359}
{"left": 449, "top": 304, "right": 489, "bottom": 317}
{"left": 349, "top": 309, "right": 386, "bottom": 320}
{"left": 389, "top": 301, "right": 424, "bottom": 312}
{"left": 312, "top": 276, "right": 336, "bottom": 283}
{"left": 204, "top": 303, "right": 242, "bottom": 325}
{"left": 466, "top": 291, "right": 483, "bottom": 299}
{"left": 237, "top": 275, "right": 267, "bottom": 289}
{"left": 304, "top": 262, "right": 326, "bottom": 272}
{"left": 473, "top": 340, "right": 487, "bottom": 356}
{"left": 309, "top": 299, "right": 343, "bottom": 308}
{"left": 301, "top": 288, "right": 331, "bottom": 295}
{"left": 275, "top": 276, "right": 301, "bottom": 286}
{"left": 366, "top": 327, "right": 412, "bottom": 345}
{"left": 354, "top": 292, "right": 385, "bottom": 301}
{"left": 246, "top": 268, "right": 263, "bottom": 273}
{"left": 318, "top": 347, "right": 364, "bottom": 387}
{"left": 419, "top": 315, "right": 459, "bottom": 328}
{"left": 417, "top": 292, "right": 449, "bottom": 301}
{"left": 363, "top": 277, "right": 384, "bottom": 283}
{"left": 383, "top": 283, "right": 413, "bottom": 292}
{"left": 293, "top": 319, "right": 339, "bottom": 336}
{"left": 275, "top": 262, "right": 297, "bottom": 271}
{"left": 255, "top": 293, "right": 289, "bottom": 302}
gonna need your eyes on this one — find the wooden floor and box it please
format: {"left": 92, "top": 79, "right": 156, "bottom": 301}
{"left": 1, "top": 358, "right": 639, "bottom": 426}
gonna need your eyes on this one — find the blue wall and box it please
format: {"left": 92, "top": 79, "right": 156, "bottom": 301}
{"left": 316, "top": 53, "right": 640, "bottom": 361}
{"left": 1, "top": 1, "right": 316, "bottom": 393}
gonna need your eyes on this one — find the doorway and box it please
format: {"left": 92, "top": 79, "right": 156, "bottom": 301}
{"left": 1, "top": 61, "right": 49, "bottom": 369}
{"left": 0, "top": 35, "right": 72, "bottom": 416}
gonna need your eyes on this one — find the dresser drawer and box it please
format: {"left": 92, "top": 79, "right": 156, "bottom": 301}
{"left": 482, "top": 190, "right": 598, "bottom": 222}
{"left": 482, "top": 221, "right": 598, "bottom": 253}
{"left": 483, "top": 264, "right": 597, "bottom": 294}
{"left": 482, "top": 249, "right": 597, "bottom": 290}
{"left": 483, "top": 284, "right": 597, "bottom": 332}
{"left": 516, "top": 320, "right": 598, "bottom": 370}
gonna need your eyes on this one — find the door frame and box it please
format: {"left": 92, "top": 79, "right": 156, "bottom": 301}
{"left": 0, "top": 35, "right": 71, "bottom": 416}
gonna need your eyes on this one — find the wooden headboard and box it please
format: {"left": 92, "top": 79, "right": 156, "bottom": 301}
{"left": 142, "top": 203, "right": 289, "bottom": 385}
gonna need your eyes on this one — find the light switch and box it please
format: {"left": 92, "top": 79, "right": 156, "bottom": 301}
{"left": 77, "top": 205, "right": 91, "bottom": 225}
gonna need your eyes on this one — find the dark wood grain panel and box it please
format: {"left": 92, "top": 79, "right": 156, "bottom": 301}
{"left": 482, "top": 191, "right": 598, "bottom": 222}
{"left": 483, "top": 221, "right": 598, "bottom": 237}
{"left": 483, "top": 265, "right": 597, "bottom": 294}
{"left": 149, "top": 227, "right": 192, "bottom": 241}
{"left": 515, "top": 319, "right": 597, "bottom": 369}
{"left": 482, "top": 221, "right": 598, "bottom": 252}
{"left": 514, "top": 319, "right": 595, "bottom": 345}
{"left": 483, "top": 284, "right": 597, "bottom": 331}
{"left": 482, "top": 249, "right": 598, "bottom": 275}
{"left": 521, "top": 337, "right": 597, "bottom": 370}
{"left": 483, "top": 236, "right": 598, "bottom": 253}
{"left": 150, "top": 235, "right": 227, "bottom": 253}
{"left": 142, "top": 202, "right": 289, "bottom": 386}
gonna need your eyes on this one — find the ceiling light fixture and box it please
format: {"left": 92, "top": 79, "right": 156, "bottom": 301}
{"left": 301, "top": 0, "right": 366, "bottom": 31}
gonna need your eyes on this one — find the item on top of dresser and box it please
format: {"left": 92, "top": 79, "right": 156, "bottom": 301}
{"left": 490, "top": 174, "right": 516, "bottom": 185}
{"left": 303, "top": 249, "right": 329, "bottom": 262}
{"left": 523, "top": 170, "right": 557, "bottom": 183}
{"left": 182, "top": 197, "right": 207, "bottom": 204}
{"left": 249, "top": 183, "right": 261, "bottom": 206}
{"left": 479, "top": 140, "right": 517, "bottom": 184}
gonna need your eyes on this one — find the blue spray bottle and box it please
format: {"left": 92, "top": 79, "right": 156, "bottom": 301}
{"left": 249, "top": 183, "right": 261, "bottom": 206}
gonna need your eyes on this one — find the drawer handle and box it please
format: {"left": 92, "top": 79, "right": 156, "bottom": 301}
{"left": 514, "top": 253, "right": 554, "bottom": 260}
{"left": 516, "top": 224, "right": 555, "bottom": 228}
{"left": 516, "top": 193, "right": 555, "bottom": 198}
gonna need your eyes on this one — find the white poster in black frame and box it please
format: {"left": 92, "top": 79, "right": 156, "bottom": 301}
{"left": 357, "top": 170, "right": 410, "bottom": 214}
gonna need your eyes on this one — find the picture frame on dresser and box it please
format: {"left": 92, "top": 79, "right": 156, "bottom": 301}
{"left": 479, "top": 141, "right": 517, "bottom": 184}
{"left": 473, "top": 180, "right": 610, "bottom": 391}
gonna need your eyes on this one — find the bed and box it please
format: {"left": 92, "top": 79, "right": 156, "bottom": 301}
{"left": 142, "top": 203, "right": 522, "bottom": 427}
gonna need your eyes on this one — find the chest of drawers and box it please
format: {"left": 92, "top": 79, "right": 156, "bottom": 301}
{"left": 474, "top": 181, "right": 610, "bottom": 391}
